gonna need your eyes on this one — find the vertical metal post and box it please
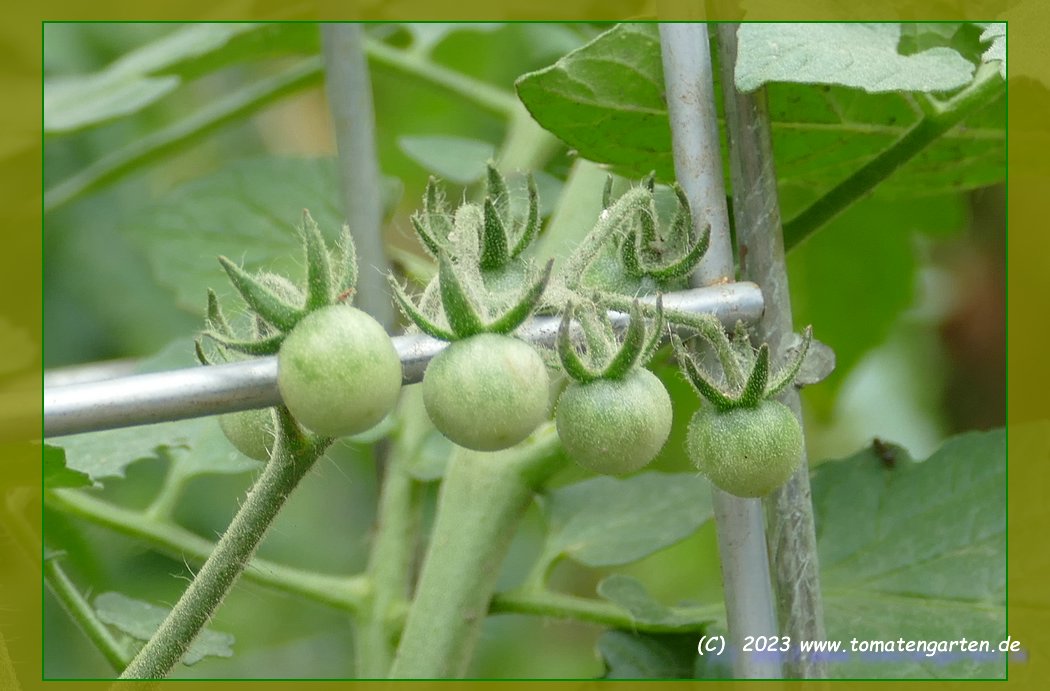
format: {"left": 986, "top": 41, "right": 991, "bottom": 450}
{"left": 321, "top": 24, "right": 393, "bottom": 329}
{"left": 659, "top": 23, "right": 781, "bottom": 679}
{"left": 716, "top": 23, "right": 827, "bottom": 679}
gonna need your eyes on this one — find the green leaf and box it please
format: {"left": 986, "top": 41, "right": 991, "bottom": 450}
{"left": 516, "top": 24, "right": 669, "bottom": 182}
{"left": 735, "top": 24, "right": 975, "bottom": 94}
{"left": 124, "top": 156, "right": 400, "bottom": 314}
{"left": 597, "top": 574, "right": 710, "bottom": 630}
{"left": 517, "top": 24, "right": 1003, "bottom": 203}
{"left": 45, "top": 24, "right": 318, "bottom": 134}
{"left": 94, "top": 592, "right": 234, "bottom": 666}
{"left": 398, "top": 135, "right": 496, "bottom": 184}
{"left": 43, "top": 444, "right": 93, "bottom": 490}
{"left": 813, "top": 429, "right": 1006, "bottom": 678}
{"left": 979, "top": 24, "right": 1006, "bottom": 79}
{"left": 598, "top": 630, "right": 707, "bottom": 679}
{"left": 539, "top": 472, "right": 713, "bottom": 567}
{"left": 50, "top": 340, "right": 260, "bottom": 482}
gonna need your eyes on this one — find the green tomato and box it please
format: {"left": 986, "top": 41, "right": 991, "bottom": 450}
{"left": 277, "top": 304, "right": 403, "bottom": 437}
{"left": 423, "top": 334, "right": 550, "bottom": 452}
{"left": 555, "top": 368, "right": 672, "bottom": 475}
{"left": 687, "top": 400, "right": 803, "bottom": 498}
{"left": 218, "top": 407, "right": 275, "bottom": 461}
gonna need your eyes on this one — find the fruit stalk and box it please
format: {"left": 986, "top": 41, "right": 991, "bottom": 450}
{"left": 119, "top": 409, "right": 326, "bottom": 679}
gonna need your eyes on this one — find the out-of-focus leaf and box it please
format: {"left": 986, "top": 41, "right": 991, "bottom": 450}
{"left": 94, "top": 591, "right": 234, "bottom": 665}
{"left": 814, "top": 429, "right": 1006, "bottom": 678}
{"left": 45, "top": 24, "right": 319, "bottom": 134}
{"left": 787, "top": 193, "right": 967, "bottom": 415}
{"left": 124, "top": 156, "right": 399, "bottom": 314}
{"left": 539, "top": 472, "right": 713, "bottom": 567}
{"left": 43, "top": 444, "right": 93, "bottom": 489}
{"left": 597, "top": 574, "right": 710, "bottom": 630}
{"left": 398, "top": 135, "right": 496, "bottom": 184}
{"left": 735, "top": 24, "right": 975, "bottom": 93}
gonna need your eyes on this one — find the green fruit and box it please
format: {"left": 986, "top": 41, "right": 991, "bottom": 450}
{"left": 423, "top": 333, "right": 550, "bottom": 451}
{"left": 277, "top": 304, "right": 402, "bottom": 437}
{"left": 555, "top": 368, "right": 672, "bottom": 475}
{"left": 687, "top": 400, "right": 803, "bottom": 498}
{"left": 218, "top": 408, "right": 276, "bottom": 461}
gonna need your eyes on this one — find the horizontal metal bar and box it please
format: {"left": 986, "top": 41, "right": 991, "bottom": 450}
{"left": 44, "top": 282, "right": 763, "bottom": 438}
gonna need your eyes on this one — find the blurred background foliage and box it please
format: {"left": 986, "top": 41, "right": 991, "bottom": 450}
{"left": 43, "top": 23, "right": 1004, "bottom": 678}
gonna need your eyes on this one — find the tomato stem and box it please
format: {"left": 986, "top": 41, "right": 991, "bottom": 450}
{"left": 118, "top": 409, "right": 328, "bottom": 679}
{"left": 389, "top": 425, "right": 561, "bottom": 678}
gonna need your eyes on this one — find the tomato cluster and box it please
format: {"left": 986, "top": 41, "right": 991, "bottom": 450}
{"left": 203, "top": 176, "right": 813, "bottom": 497}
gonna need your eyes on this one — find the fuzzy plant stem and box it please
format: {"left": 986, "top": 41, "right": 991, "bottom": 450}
{"left": 322, "top": 24, "right": 393, "bottom": 328}
{"left": 119, "top": 409, "right": 327, "bottom": 679}
{"left": 354, "top": 452, "right": 421, "bottom": 678}
{"left": 717, "top": 24, "right": 827, "bottom": 678}
{"left": 659, "top": 23, "right": 781, "bottom": 679}
{"left": 388, "top": 426, "right": 562, "bottom": 678}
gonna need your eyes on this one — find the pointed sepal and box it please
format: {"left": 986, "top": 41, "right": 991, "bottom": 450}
{"left": 557, "top": 303, "right": 601, "bottom": 383}
{"left": 602, "top": 300, "right": 647, "bottom": 380}
{"left": 766, "top": 325, "right": 814, "bottom": 397}
{"left": 388, "top": 274, "right": 457, "bottom": 341}
{"left": 480, "top": 197, "right": 510, "bottom": 271}
{"left": 673, "top": 334, "right": 737, "bottom": 411}
{"left": 510, "top": 173, "right": 540, "bottom": 258}
{"left": 438, "top": 254, "right": 486, "bottom": 337}
{"left": 202, "top": 330, "right": 285, "bottom": 356}
{"left": 218, "top": 256, "right": 306, "bottom": 332}
{"left": 299, "top": 209, "right": 334, "bottom": 310}
{"left": 194, "top": 338, "right": 212, "bottom": 366}
{"left": 485, "top": 162, "right": 510, "bottom": 221}
{"left": 334, "top": 223, "right": 359, "bottom": 300}
{"left": 648, "top": 220, "right": 710, "bottom": 281}
{"left": 206, "top": 289, "right": 233, "bottom": 337}
{"left": 621, "top": 227, "right": 643, "bottom": 277}
{"left": 739, "top": 343, "right": 770, "bottom": 408}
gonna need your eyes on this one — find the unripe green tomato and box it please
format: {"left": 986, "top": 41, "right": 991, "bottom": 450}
{"left": 277, "top": 304, "right": 403, "bottom": 438}
{"left": 423, "top": 334, "right": 550, "bottom": 452}
{"left": 687, "top": 400, "right": 803, "bottom": 498}
{"left": 218, "top": 407, "right": 275, "bottom": 461}
{"left": 555, "top": 368, "right": 672, "bottom": 475}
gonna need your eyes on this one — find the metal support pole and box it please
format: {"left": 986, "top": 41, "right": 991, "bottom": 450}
{"left": 716, "top": 24, "right": 827, "bottom": 679}
{"left": 44, "top": 284, "right": 763, "bottom": 438}
{"left": 659, "top": 23, "right": 782, "bottom": 679}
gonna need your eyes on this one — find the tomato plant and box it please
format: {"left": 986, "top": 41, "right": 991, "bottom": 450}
{"left": 39, "top": 21, "right": 1006, "bottom": 683}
